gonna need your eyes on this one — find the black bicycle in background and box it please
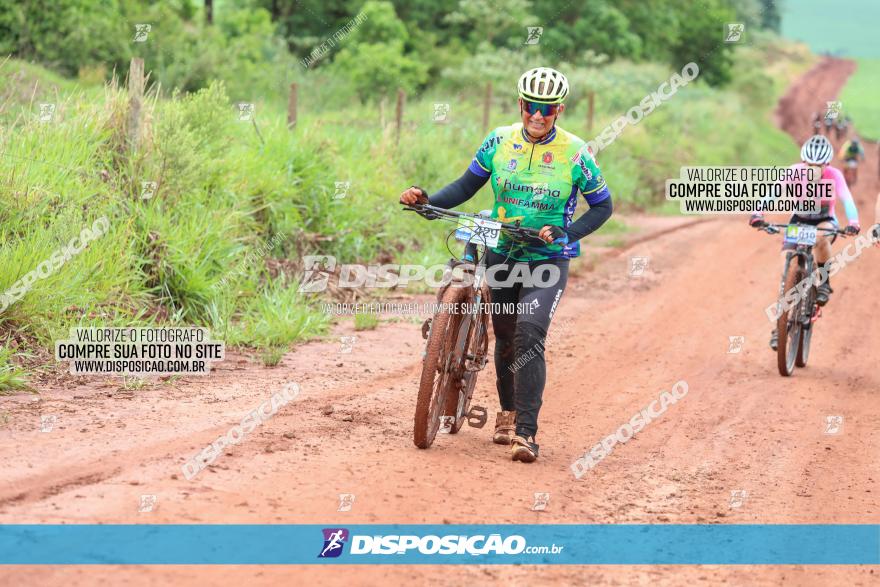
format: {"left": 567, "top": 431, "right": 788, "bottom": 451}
{"left": 759, "top": 223, "right": 850, "bottom": 376}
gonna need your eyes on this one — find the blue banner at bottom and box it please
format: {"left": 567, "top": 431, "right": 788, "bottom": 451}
{"left": 1, "top": 524, "right": 878, "bottom": 564}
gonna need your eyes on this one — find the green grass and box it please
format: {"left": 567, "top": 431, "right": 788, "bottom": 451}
{"left": 354, "top": 313, "right": 379, "bottom": 331}
{"left": 0, "top": 34, "right": 816, "bottom": 391}
{"left": 840, "top": 59, "right": 880, "bottom": 141}
{"left": 0, "top": 346, "right": 31, "bottom": 394}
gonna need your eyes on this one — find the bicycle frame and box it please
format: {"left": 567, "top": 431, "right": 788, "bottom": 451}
{"left": 405, "top": 203, "right": 543, "bottom": 429}
{"left": 763, "top": 222, "right": 848, "bottom": 375}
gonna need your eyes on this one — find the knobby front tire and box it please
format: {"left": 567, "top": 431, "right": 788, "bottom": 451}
{"left": 413, "top": 284, "right": 470, "bottom": 449}
{"left": 777, "top": 261, "right": 803, "bottom": 377}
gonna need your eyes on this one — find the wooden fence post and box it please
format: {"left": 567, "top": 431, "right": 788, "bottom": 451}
{"left": 483, "top": 82, "right": 492, "bottom": 131}
{"left": 587, "top": 91, "right": 595, "bottom": 132}
{"left": 128, "top": 58, "right": 144, "bottom": 152}
{"left": 287, "top": 82, "right": 298, "bottom": 129}
{"left": 395, "top": 89, "right": 405, "bottom": 146}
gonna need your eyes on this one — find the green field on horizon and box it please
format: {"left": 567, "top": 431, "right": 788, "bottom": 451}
{"left": 782, "top": 0, "right": 880, "bottom": 58}
{"left": 839, "top": 59, "right": 880, "bottom": 141}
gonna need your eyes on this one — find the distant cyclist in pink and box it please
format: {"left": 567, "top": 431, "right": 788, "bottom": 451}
{"left": 750, "top": 135, "right": 860, "bottom": 350}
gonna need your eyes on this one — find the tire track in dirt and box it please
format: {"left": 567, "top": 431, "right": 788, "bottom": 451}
{"left": 1, "top": 57, "right": 879, "bottom": 586}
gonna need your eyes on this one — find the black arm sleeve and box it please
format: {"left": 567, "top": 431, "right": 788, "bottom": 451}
{"left": 564, "top": 195, "right": 613, "bottom": 242}
{"left": 427, "top": 169, "right": 489, "bottom": 209}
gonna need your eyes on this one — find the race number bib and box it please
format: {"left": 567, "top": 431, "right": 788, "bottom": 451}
{"left": 471, "top": 218, "right": 502, "bottom": 247}
{"left": 784, "top": 225, "right": 817, "bottom": 246}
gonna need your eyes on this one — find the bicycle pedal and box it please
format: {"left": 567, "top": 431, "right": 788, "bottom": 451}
{"left": 466, "top": 405, "right": 488, "bottom": 428}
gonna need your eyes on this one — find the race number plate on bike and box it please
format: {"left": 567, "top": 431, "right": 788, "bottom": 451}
{"left": 470, "top": 218, "right": 502, "bottom": 248}
{"left": 784, "top": 225, "right": 818, "bottom": 246}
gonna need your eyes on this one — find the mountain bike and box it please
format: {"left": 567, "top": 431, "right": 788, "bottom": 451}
{"left": 402, "top": 203, "right": 543, "bottom": 448}
{"left": 760, "top": 223, "right": 849, "bottom": 376}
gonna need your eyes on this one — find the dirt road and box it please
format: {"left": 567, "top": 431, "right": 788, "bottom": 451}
{"left": 1, "top": 58, "right": 878, "bottom": 586}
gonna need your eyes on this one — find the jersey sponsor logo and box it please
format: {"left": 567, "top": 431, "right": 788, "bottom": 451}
{"left": 507, "top": 159, "right": 517, "bottom": 171}
{"left": 572, "top": 145, "right": 598, "bottom": 168}
{"left": 480, "top": 136, "right": 502, "bottom": 153}
{"left": 542, "top": 151, "right": 553, "bottom": 164}
{"left": 495, "top": 206, "right": 526, "bottom": 224}
{"left": 500, "top": 195, "right": 552, "bottom": 211}
{"left": 502, "top": 178, "right": 561, "bottom": 199}
{"left": 513, "top": 143, "right": 524, "bottom": 152}
{"left": 577, "top": 156, "right": 593, "bottom": 180}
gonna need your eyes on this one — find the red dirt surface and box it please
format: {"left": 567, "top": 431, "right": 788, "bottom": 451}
{"left": 1, "top": 58, "right": 878, "bottom": 586}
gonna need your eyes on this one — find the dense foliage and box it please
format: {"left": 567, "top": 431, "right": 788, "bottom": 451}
{"left": 0, "top": 0, "right": 785, "bottom": 94}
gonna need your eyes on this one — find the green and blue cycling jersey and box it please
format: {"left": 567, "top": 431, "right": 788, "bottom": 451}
{"left": 467, "top": 123, "right": 610, "bottom": 261}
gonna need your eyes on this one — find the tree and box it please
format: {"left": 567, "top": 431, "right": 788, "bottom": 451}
{"left": 331, "top": 2, "right": 427, "bottom": 101}
{"left": 670, "top": 0, "right": 736, "bottom": 86}
{"left": 759, "top": 0, "right": 783, "bottom": 32}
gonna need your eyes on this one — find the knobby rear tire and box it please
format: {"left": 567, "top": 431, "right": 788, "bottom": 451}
{"left": 796, "top": 286, "right": 816, "bottom": 368}
{"left": 413, "top": 284, "right": 470, "bottom": 449}
{"left": 443, "top": 283, "right": 491, "bottom": 434}
{"left": 777, "top": 261, "right": 803, "bottom": 377}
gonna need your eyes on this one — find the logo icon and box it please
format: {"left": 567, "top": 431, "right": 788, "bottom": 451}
{"left": 825, "top": 101, "right": 842, "bottom": 120}
{"left": 532, "top": 183, "right": 550, "bottom": 202}
{"left": 139, "top": 494, "right": 157, "bottom": 512}
{"left": 337, "top": 494, "right": 355, "bottom": 512}
{"left": 725, "top": 23, "right": 744, "bottom": 43}
{"left": 542, "top": 151, "right": 553, "bottom": 165}
{"left": 333, "top": 181, "right": 350, "bottom": 200}
{"left": 238, "top": 103, "right": 255, "bottom": 121}
{"left": 298, "top": 255, "right": 337, "bottom": 293}
{"left": 339, "top": 336, "right": 357, "bottom": 354}
{"left": 140, "top": 181, "right": 158, "bottom": 200}
{"left": 318, "top": 528, "right": 349, "bottom": 558}
{"left": 629, "top": 256, "right": 649, "bottom": 277}
{"left": 513, "top": 143, "right": 523, "bottom": 152}
{"left": 824, "top": 415, "right": 843, "bottom": 435}
{"left": 438, "top": 415, "right": 455, "bottom": 433}
{"left": 507, "top": 159, "right": 517, "bottom": 171}
{"left": 40, "top": 414, "right": 57, "bottom": 432}
{"left": 133, "top": 24, "right": 152, "bottom": 42}
{"left": 727, "top": 336, "right": 744, "bottom": 354}
{"left": 532, "top": 492, "right": 550, "bottom": 511}
{"left": 432, "top": 103, "right": 450, "bottom": 123}
{"left": 38, "top": 103, "right": 56, "bottom": 123}
{"left": 524, "top": 27, "right": 544, "bottom": 45}
{"left": 729, "top": 489, "right": 748, "bottom": 509}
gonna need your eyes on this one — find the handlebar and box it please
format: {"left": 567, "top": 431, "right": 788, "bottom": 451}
{"left": 402, "top": 203, "right": 545, "bottom": 243}
{"left": 757, "top": 222, "right": 850, "bottom": 237}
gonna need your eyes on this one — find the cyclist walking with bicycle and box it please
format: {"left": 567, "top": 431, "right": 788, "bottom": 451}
{"left": 749, "top": 135, "right": 860, "bottom": 350}
{"left": 400, "top": 67, "right": 613, "bottom": 462}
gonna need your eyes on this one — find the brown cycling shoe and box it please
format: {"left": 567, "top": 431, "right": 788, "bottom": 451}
{"left": 511, "top": 434, "right": 539, "bottom": 463}
{"left": 493, "top": 410, "right": 516, "bottom": 445}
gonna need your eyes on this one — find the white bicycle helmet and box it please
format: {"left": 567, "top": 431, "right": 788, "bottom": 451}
{"left": 518, "top": 67, "right": 569, "bottom": 104}
{"left": 800, "top": 134, "right": 833, "bottom": 164}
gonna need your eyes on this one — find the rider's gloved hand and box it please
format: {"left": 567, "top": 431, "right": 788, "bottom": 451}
{"left": 749, "top": 214, "right": 766, "bottom": 228}
{"left": 540, "top": 225, "right": 569, "bottom": 246}
{"left": 845, "top": 222, "right": 860, "bottom": 236}
{"left": 399, "top": 186, "right": 429, "bottom": 205}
